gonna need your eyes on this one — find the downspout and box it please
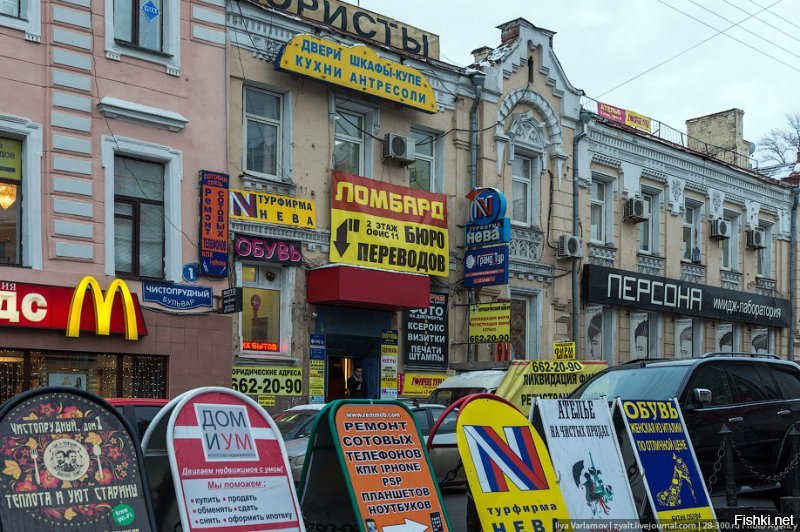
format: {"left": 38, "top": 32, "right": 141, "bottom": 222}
{"left": 572, "top": 110, "right": 592, "bottom": 342}
{"left": 790, "top": 186, "right": 799, "bottom": 360}
{"left": 467, "top": 72, "right": 485, "bottom": 364}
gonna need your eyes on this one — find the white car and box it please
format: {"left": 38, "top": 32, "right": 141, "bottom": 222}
{"left": 281, "top": 403, "right": 464, "bottom": 488}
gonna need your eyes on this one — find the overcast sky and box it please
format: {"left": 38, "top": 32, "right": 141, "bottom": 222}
{"left": 359, "top": 0, "right": 799, "bottom": 163}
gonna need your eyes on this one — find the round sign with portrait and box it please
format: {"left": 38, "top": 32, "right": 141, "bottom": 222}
{"left": 0, "top": 389, "right": 155, "bottom": 531}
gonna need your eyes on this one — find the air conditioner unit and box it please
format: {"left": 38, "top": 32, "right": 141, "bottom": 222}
{"left": 746, "top": 229, "right": 766, "bottom": 249}
{"left": 557, "top": 235, "right": 583, "bottom": 260}
{"left": 623, "top": 197, "right": 648, "bottom": 223}
{"left": 383, "top": 133, "right": 416, "bottom": 165}
{"left": 710, "top": 218, "right": 731, "bottom": 240}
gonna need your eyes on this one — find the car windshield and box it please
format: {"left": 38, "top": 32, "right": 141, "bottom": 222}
{"left": 572, "top": 366, "right": 689, "bottom": 401}
{"left": 273, "top": 411, "right": 316, "bottom": 437}
{"left": 426, "top": 387, "right": 486, "bottom": 406}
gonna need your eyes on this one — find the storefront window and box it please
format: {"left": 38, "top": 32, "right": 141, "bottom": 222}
{"left": 121, "top": 355, "right": 168, "bottom": 398}
{"left": 0, "top": 137, "right": 22, "bottom": 265}
{"left": 242, "top": 284, "right": 281, "bottom": 352}
{"left": 0, "top": 351, "right": 23, "bottom": 403}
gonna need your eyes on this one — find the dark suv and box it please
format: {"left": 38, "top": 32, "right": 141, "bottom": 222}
{"left": 570, "top": 353, "right": 800, "bottom": 496}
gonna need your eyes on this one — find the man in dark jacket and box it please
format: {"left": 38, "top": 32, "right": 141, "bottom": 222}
{"left": 347, "top": 366, "right": 368, "bottom": 398}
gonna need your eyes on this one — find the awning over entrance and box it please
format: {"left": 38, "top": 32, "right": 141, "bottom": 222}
{"left": 306, "top": 265, "right": 429, "bottom": 310}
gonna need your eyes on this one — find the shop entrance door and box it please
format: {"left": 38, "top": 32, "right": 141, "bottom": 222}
{"left": 324, "top": 336, "right": 381, "bottom": 401}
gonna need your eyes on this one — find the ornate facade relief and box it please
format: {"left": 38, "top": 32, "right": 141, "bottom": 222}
{"left": 706, "top": 188, "right": 725, "bottom": 220}
{"left": 666, "top": 176, "right": 685, "bottom": 216}
{"left": 744, "top": 200, "right": 760, "bottom": 231}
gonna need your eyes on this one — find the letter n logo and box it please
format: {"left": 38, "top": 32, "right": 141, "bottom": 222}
{"left": 464, "top": 425, "right": 549, "bottom": 493}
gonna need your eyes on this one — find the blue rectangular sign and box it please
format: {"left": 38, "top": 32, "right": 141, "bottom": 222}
{"left": 463, "top": 245, "right": 509, "bottom": 288}
{"left": 465, "top": 218, "right": 510, "bottom": 247}
{"left": 142, "top": 282, "right": 213, "bottom": 310}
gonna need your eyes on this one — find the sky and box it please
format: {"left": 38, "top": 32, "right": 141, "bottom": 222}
{"left": 358, "top": 0, "right": 799, "bottom": 163}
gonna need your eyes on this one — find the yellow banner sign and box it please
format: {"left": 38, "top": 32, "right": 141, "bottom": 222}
{"left": 457, "top": 397, "right": 570, "bottom": 531}
{"left": 399, "top": 372, "right": 447, "bottom": 397}
{"left": 553, "top": 341, "right": 575, "bottom": 360}
{"left": 0, "top": 137, "right": 21, "bottom": 181}
{"left": 468, "top": 302, "right": 511, "bottom": 344}
{"left": 496, "top": 360, "right": 608, "bottom": 412}
{"left": 309, "top": 359, "right": 325, "bottom": 397}
{"left": 278, "top": 34, "right": 437, "bottom": 113}
{"left": 329, "top": 171, "right": 449, "bottom": 277}
{"left": 257, "top": 394, "right": 276, "bottom": 407}
{"left": 625, "top": 109, "right": 652, "bottom": 132}
{"left": 230, "top": 189, "right": 316, "bottom": 228}
{"left": 231, "top": 365, "right": 304, "bottom": 396}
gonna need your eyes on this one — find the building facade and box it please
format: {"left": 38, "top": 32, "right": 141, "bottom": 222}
{"left": 0, "top": 0, "right": 233, "bottom": 400}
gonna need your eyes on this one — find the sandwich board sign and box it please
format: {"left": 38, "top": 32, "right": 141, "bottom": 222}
{"left": 456, "top": 395, "right": 570, "bottom": 532}
{"left": 299, "top": 399, "right": 451, "bottom": 531}
{"left": 616, "top": 399, "right": 716, "bottom": 527}
{"left": 532, "top": 398, "right": 640, "bottom": 528}
{"left": 0, "top": 387, "right": 156, "bottom": 531}
{"left": 143, "top": 387, "right": 303, "bottom": 531}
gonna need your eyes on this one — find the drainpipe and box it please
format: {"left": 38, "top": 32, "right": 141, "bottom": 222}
{"left": 790, "top": 186, "right": 799, "bottom": 360}
{"left": 572, "top": 110, "right": 592, "bottom": 342}
{"left": 467, "top": 72, "right": 485, "bottom": 364}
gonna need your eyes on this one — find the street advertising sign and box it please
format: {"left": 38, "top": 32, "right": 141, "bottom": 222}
{"left": 533, "top": 398, "right": 640, "bottom": 528}
{"left": 200, "top": 170, "right": 229, "bottom": 278}
{"left": 230, "top": 189, "right": 317, "bottom": 229}
{"left": 463, "top": 245, "right": 509, "bottom": 288}
{"left": 403, "top": 292, "right": 449, "bottom": 370}
{"left": 496, "top": 360, "right": 608, "bottom": 413}
{"left": 0, "top": 388, "right": 156, "bottom": 531}
{"left": 616, "top": 399, "right": 716, "bottom": 527}
{"left": 233, "top": 234, "right": 303, "bottom": 266}
{"left": 398, "top": 373, "right": 448, "bottom": 398}
{"left": 597, "top": 102, "right": 652, "bottom": 133}
{"left": 299, "top": 400, "right": 451, "bottom": 531}
{"left": 466, "top": 187, "right": 507, "bottom": 225}
{"left": 0, "top": 277, "right": 147, "bottom": 340}
{"left": 329, "top": 171, "right": 449, "bottom": 277}
{"left": 468, "top": 302, "right": 511, "bottom": 344}
{"left": 465, "top": 219, "right": 511, "bottom": 247}
{"left": 142, "top": 281, "right": 213, "bottom": 310}
{"left": 260, "top": 0, "right": 440, "bottom": 59}
{"left": 380, "top": 330, "right": 399, "bottom": 400}
{"left": 457, "top": 396, "right": 569, "bottom": 532}
{"left": 165, "top": 387, "right": 304, "bottom": 531}
{"left": 221, "top": 288, "right": 242, "bottom": 314}
{"left": 309, "top": 334, "right": 326, "bottom": 404}
{"left": 231, "top": 365, "right": 303, "bottom": 396}
{"left": 276, "top": 34, "right": 437, "bottom": 113}
{"left": 583, "top": 264, "right": 790, "bottom": 328}
{"left": 553, "top": 341, "right": 576, "bottom": 361}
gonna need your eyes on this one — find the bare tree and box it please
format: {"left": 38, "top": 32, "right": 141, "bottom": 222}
{"left": 756, "top": 112, "right": 800, "bottom": 165}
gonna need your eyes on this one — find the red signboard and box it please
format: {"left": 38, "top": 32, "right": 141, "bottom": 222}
{"left": 0, "top": 280, "right": 147, "bottom": 337}
{"left": 200, "top": 171, "right": 229, "bottom": 278}
{"left": 169, "top": 388, "right": 302, "bottom": 532}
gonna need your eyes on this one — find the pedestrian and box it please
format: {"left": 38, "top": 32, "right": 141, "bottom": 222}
{"left": 347, "top": 366, "right": 368, "bottom": 399}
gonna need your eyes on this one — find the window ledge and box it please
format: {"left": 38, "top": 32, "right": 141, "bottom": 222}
{"left": 241, "top": 172, "right": 296, "bottom": 196}
{"left": 98, "top": 97, "right": 188, "bottom": 132}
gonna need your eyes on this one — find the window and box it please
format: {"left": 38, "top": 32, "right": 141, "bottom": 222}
{"left": 721, "top": 217, "right": 733, "bottom": 270}
{"left": 244, "top": 87, "right": 281, "bottom": 179}
{"left": 638, "top": 191, "right": 660, "bottom": 254}
{"left": 756, "top": 224, "right": 771, "bottom": 277}
{"left": 0, "top": 0, "right": 40, "bottom": 41}
{"left": 333, "top": 109, "right": 365, "bottom": 176}
{"left": 105, "top": 0, "right": 179, "bottom": 75}
{"left": 114, "top": 0, "right": 163, "bottom": 51}
{"left": 590, "top": 180, "right": 605, "bottom": 243}
{"left": 0, "top": 0, "right": 19, "bottom": 18}
{"left": 512, "top": 156, "right": 532, "bottom": 225}
{"left": 102, "top": 135, "right": 181, "bottom": 281}
{"left": 675, "top": 318, "right": 702, "bottom": 359}
{"left": 0, "top": 137, "right": 22, "bottom": 265}
{"left": 682, "top": 206, "right": 695, "bottom": 261}
{"left": 410, "top": 129, "right": 434, "bottom": 191}
{"left": 509, "top": 294, "right": 540, "bottom": 360}
{"left": 585, "top": 306, "right": 614, "bottom": 363}
{"left": 727, "top": 364, "right": 778, "bottom": 403}
{"left": 630, "top": 312, "right": 660, "bottom": 358}
{"left": 687, "top": 365, "right": 733, "bottom": 406}
{"left": 771, "top": 366, "right": 800, "bottom": 399}
{"left": 114, "top": 156, "right": 165, "bottom": 278}
{"left": 238, "top": 263, "right": 293, "bottom": 356}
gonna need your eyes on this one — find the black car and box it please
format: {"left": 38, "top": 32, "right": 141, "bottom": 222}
{"left": 570, "top": 353, "right": 800, "bottom": 496}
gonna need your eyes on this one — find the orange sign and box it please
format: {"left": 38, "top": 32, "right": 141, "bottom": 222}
{"left": 334, "top": 402, "right": 450, "bottom": 531}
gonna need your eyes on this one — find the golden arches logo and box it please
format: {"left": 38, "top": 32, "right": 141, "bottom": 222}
{"left": 66, "top": 277, "right": 140, "bottom": 341}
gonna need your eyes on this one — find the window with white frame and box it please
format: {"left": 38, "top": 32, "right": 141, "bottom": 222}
{"left": 756, "top": 224, "right": 772, "bottom": 277}
{"left": 639, "top": 190, "right": 660, "bottom": 254}
{"left": 585, "top": 306, "right": 615, "bottom": 363}
{"left": 512, "top": 155, "right": 533, "bottom": 225}
{"left": 102, "top": 136, "right": 181, "bottom": 281}
{"left": 0, "top": 0, "right": 40, "bottom": 41}
{"left": 675, "top": 317, "right": 703, "bottom": 359}
{"left": 0, "top": 136, "right": 22, "bottom": 265}
{"left": 630, "top": 311, "right": 660, "bottom": 359}
{"left": 238, "top": 262, "right": 293, "bottom": 356}
{"left": 410, "top": 129, "right": 434, "bottom": 192}
{"left": 244, "top": 87, "right": 282, "bottom": 179}
{"left": 105, "top": 0, "right": 180, "bottom": 75}
{"left": 333, "top": 109, "right": 366, "bottom": 176}
{"left": 590, "top": 180, "right": 606, "bottom": 243}
{"left": 682, "top": 206, "right": 696, "bottom": 261}
{"left": 509, "top": 293, "right": 540, "bottom": 360}
{"left": 721, "top": 215, "right": 739, "bottom": 271}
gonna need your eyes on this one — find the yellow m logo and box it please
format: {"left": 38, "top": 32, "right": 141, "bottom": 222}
{"left": 66, "top": 277, "right": 140, "bottom": 341}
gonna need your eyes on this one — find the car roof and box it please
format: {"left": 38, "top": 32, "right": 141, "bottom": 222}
{"left": 436, "top": 370, "right": 506, "bottom": 389}
{"left": 283, "top": 403, "right": 326, "bottom": 412}
{"left": 609, "top": 354, "right": 800, "bottom": 370}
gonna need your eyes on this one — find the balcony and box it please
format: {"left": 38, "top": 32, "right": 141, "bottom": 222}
{"left": 508, "top": 226, "right": 552, "bottom": 280}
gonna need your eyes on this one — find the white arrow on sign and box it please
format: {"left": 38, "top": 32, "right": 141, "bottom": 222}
{"left": 383, "top": 518, "right": 429, "bottom": 532}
